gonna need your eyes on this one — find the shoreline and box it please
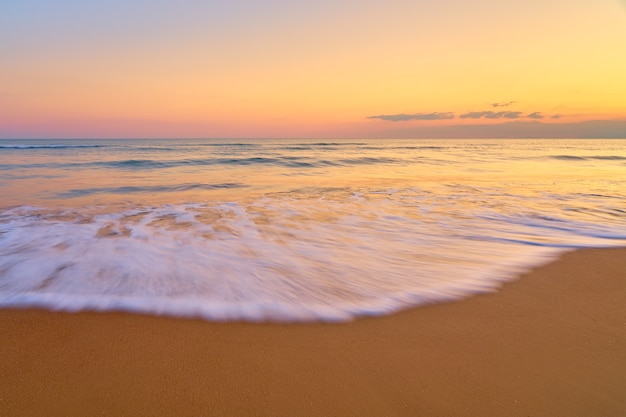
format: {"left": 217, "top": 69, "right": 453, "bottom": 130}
{"left": 1, "top": 247, "right": 625, "bottom": 416}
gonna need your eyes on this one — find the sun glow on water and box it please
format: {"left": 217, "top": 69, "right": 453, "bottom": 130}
{"left": 1, "top": 139, "right": 625, "bottom": 321}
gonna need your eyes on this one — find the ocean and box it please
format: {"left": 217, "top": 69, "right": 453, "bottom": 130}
{"left": 1, "top": 138, "right": 625, "bottom": 322}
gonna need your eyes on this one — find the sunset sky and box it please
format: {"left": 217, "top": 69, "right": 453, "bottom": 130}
{"left": 1, "top": 0, "right": 625, "bottom": 139}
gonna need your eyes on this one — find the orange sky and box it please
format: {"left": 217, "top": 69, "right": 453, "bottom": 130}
{"left": 1, "top": 0, "right": 625, "bottom": 138}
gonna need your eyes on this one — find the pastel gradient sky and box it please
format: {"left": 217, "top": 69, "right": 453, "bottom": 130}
{"left": 1, "top": 0, "right": 625, "bottom": 138}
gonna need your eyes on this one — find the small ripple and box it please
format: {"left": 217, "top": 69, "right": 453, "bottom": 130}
{"left": 53, "top": 183, "right": 247, "bottom": 198}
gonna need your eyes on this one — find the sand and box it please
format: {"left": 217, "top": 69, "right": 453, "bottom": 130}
{"left": 1, "top": 247, "right": 625, "bottom": 417}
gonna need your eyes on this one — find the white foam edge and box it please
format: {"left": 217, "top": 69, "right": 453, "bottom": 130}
{"left": 0, "top": 247, "right": 581, "bottom": 323}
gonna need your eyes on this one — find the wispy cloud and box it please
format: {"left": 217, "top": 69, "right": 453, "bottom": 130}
{"left": 367, "top": 112, "right": 455, "bottom": 121}
{"left": 491, "top": 101, "right": 516, "bottom": 108}
{"left": 369, "top": 104, "right": 564, "bottom": 123}
{"left": 374, "top": 119, "right": 626, "bottom": 139}
{"left": 460, "top": 111, "right": 523, "bottom": 119}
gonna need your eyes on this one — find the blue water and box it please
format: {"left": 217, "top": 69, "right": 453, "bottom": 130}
{"left": 1, "top": 138, "right": 625, "bottom": 321}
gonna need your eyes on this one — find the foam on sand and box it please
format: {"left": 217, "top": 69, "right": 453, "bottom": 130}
{"left": 2, "top": 192, "right": 624, "bottom": 322}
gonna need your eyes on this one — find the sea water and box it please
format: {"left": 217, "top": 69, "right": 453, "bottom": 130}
{"left": 1, "top": 138, "right": 625, "bottom": 321}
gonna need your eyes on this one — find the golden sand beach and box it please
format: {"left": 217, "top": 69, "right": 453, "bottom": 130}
{"left": 1, "top": 247, "right": 624, "bottom": 417}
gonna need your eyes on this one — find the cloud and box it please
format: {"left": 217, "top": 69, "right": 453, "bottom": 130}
{"left": 370, "top": 119, "right": 626, "bottom": 139}
{"left": 491, "top": 101, "right": 516, "bottom": 108}
{"left": 460, "top": 111, "right": 523, "bottom": 119}
{"left": 367, "top": 112, "right": 455, "bottom": 121}
{"left": 368, "top": 106, "right": 574, "bottom": 124}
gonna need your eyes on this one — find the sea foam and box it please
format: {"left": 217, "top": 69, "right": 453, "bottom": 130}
{"left": 2, "top": 138, "right": 625, "bottom": 322}
{"left": 1, "top": 194, "right": 624, "bottom": 322}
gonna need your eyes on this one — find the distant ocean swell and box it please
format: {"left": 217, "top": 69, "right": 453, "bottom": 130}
{"left": 549, "top": 155, "right": 626, "bottom": 161}
{"left": 0, "top": 144, "right": 105, "bottom": 149}
{"left": 55, "top": 183, "right": 247, "bottom": 198}
{"left": 0, "top": 156, "right": 408, "bottom": 171}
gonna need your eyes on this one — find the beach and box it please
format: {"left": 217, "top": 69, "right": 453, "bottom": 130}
{"left": 3, "top": 0, "right": 626, "bottom": 414}
{"left": 1, "top": 247, "right": 624, "bottom": 416}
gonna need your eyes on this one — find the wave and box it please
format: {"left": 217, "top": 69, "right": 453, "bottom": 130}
{"left": 106, "top": 156, "right": 399, "bottom": 169}
{"left": 54, "top": 183, "right": 246, "bottom": 198}
{"left": 186, "top": 143, "right": 259, "bottom": 147}
{"left": 550, "top": 155, "right": 626, "bottom": 161}
{"left": 297, "top": 142, "right": 367, "bottom": 146}
{"left": 338, "top": 157, "right": 400, "bottom": 165}
{"left": 0, "top": 144, "right": 105, "bottom": 150}
{"left": 129, "top": 147, "right": 177, "bottom": 152}
{"left": 1, "top": 191, "right": 625, "bottom": 322}
{"left": 37, "top": 156, "right": 397, "bottom": 171}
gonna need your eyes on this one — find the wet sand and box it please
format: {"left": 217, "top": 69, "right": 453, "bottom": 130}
{"left": 1, "top": 247, "right": 625, "bottom": 416}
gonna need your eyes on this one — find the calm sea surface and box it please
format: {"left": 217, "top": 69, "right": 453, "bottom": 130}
{"left": 1, "top": 138, "right": 625, "bottom": 321}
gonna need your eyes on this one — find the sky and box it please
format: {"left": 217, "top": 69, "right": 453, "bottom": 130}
{"left": 1, "top": 0, "right": 625, "bottom": 139}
